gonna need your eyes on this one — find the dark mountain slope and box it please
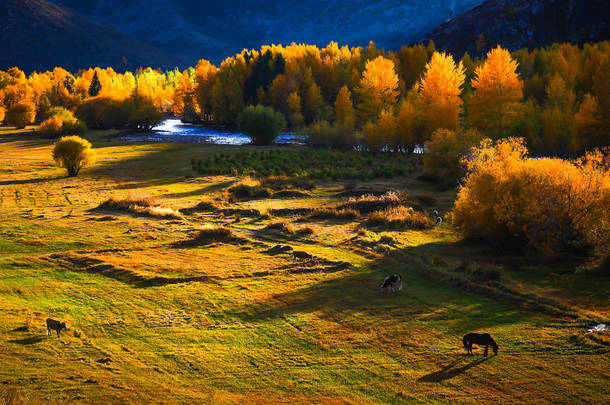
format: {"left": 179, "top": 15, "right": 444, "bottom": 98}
{"left": 426, "top": 0, "right": 610, "bottom": 57}
{"left": 51, "top": 0, "right": 481, "bottom": 64}
{"left": 0, "top": 0, "right": 185, "bottom": 73}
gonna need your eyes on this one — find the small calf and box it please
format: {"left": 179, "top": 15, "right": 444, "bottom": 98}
{"left": 292, "top": 250, "right": 314, "bottom": 261}
{"left": 46, "top": 318, "right": 68, "bottom": 338}
{"left": 380, "top": 274, "right": 403, "bottom": 292}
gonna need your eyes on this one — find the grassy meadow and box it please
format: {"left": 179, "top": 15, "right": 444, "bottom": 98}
{"left": 0, "top": 126, "right": 608, "bottom": 404}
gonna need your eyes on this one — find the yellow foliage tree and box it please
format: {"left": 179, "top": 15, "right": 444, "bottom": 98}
{"left": 468, "top": 46, "right": 523, "bottom": 139}
{"left": 376, "top": 109, "right": 397, "bottom": 150}
{"left": 334, "top": 85, "right": 354, "bottom": 124}
{"left": 356, "top": 56, "right": 399, "bottom": 123}
{"left": 52, "top": 136, "right": 96, "bottom": 177}
{"left": 5, "top": 103, "right": 35, "bottom": 128}
{"left": 287, "top": 91, "right": 304, "bottom": 128}
{"left": 417, "top": 52, "right": 465, "bottom": 139}
{"left": 194, "top": 60, "right": 217, "bottom": 120}
{"left": 423, "top": 128, "right": 483, "bottom": 185}
{"left": 575, "top": 94, "right": 603, "bottom": 150}
{"left": 541, "top": 75, "right": 577, "bottom": 153}
{"left": 454, "top": 138, "right": 610, "bottom": 253}
{"left": 396, "top": 98, "right": 418, "bottom": 151}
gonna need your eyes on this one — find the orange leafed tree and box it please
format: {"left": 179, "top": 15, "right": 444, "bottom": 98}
{"left": 194, "top": 60, "right": 217, "bottom": 121}
{"left": 454, "top": 138, "right": 610, "bottom": 253}
{"left": 356, "top": 56, "right": 399, "bottom": 122}
{"left": 468, "top": 46, "right": 524, "bottom": 139}
{"left": 417, "top": 52, "right": 465, "bottom": 139}
{"left": 334, "top": 85, "right": 354, "bottom": 125}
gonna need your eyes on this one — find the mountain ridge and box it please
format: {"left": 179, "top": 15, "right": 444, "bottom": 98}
{"left": 426, "top": 0, "right": 610, "bottom": 57}
{"left": 51, "top": 0, "right": 480, "bottom": 64}
{"left": 0, "top": 0, "right": 185, "bottom": 73}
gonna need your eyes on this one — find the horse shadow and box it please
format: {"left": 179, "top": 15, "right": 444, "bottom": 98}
{"left": 418, "top": 355, "right": 492, "bottom": 383}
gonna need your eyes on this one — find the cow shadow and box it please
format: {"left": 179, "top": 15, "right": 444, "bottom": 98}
{"left": 418, "top": 355, "right": 492, "bottom": 382}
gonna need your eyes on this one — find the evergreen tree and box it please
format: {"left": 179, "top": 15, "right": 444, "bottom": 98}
{"left": 88, "top": 71, "right": 102, "bottom": 97}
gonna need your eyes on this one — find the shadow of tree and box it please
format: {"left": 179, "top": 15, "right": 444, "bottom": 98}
{"left": 163, "top": 180, "right": 235, "bottom": 198}
{"left": 237, "top": 240, "right": 532, "bottom": 333}
{"left": 418, "top": 355, "right": 493, "bottom": 382}
{"left": 0, "top": 176, "right": 63, "bottom": 186}
{"left": 0, "top": 131, "right": 48, "bottom": 146}
{"left": 8, "top": 336, "right": 45, "bottom": 345}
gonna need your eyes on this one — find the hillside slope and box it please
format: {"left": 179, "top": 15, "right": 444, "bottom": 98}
{"left": 426, "top": 0, "right": 610, "bottom": 57}
{"left": 0, "top": 0, "right": 184, "bottom": 73}
{"left": 52, "top": 0, "right": 480, "bottom": 64}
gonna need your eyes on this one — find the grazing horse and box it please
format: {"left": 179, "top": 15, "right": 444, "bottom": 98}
{"left": 463, "top": 333, "right": 498, "bottom": 356}
{"left": 380, "top": 274, "right": 403, "bottom": 292}
{"left": 292, "top": 250, "right": 314, "bottom": 261}
{"left": 46, "top": 318, "right": 68, "bottom": 338}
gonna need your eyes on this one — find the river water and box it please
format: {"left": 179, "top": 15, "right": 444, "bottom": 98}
{"left": 120, "top": 119, "right": 306, "bottom": 145}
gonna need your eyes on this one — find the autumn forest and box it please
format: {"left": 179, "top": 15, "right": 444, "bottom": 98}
{"left": 2, "top": 40, "right": 609, "bottom": 155}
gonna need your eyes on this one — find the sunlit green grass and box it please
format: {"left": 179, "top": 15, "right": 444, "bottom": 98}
{"left": 0, "top": 127, "right": 608, "bottom": 404}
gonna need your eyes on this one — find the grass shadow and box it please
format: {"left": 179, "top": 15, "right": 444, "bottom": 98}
{"left": 418, "top": 355, "right": 493, "bottom": 382}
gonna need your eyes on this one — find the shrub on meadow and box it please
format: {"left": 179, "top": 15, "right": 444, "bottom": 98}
{"left": 128, "top": 101, "right": 163, "bottom": 131}
{"left": 454, "top": 138, "right": 610, "bottom": 254}
{"left": 238, "top": 105, "right": 286, "bottom": 145}
{"left": 52, "top": 135, "right": 96, "bottom": 177}
{"left": 423, "top": 128, "right": 484, "bottom": 186}
{"left": 5, "top": 103, "right": 35, "bottom": 128}
{"left": 75, "top": 97, "right": 161, "bottom": 130}
{"left": 40, "top": 107, "right": 86, "bottom": 137}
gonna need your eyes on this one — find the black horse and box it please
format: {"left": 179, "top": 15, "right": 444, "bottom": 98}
{"left": 463, "top": 333, "right": 498, "bottom": 356}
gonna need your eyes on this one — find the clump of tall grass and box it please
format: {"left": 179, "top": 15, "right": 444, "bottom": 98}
{"left": 264, "top": 221, "right": 295, "bottom": 233}
{"left": 260, "top": 175, "right": 314, "bottom": 190}
{"left": 272, "top": 190, "right": 310, "bottom": 198}
{"left": 296, "top": 226, "right": 315, "bottom": 235}
{"left": 228, "top": 178, "right": 273, "bottom": 200}
{"left": 264, "top": 221, "right": 314, "bottom": 236}
{"left": 184, "top": 226, "right": 236, "bottom": 245}
{"left": 305, "top": 207, "right": 359, "bottom": 221}
{"left": 339, "top": 190, "right": 413, "bottom": 214}
{"left": 180, "top": 199, "right": 222, "bottom": 214}
{"left": 364, "top": 206, "right": 434, "bottom": 230}
{"left": 455, "top": 262, "right": 502, "bottom": 281}
{"left": 98, "top": 193, "right": 182, "bottom": 219}
{"left": 414, "top": 192, "right": 437, "bottom": 206}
